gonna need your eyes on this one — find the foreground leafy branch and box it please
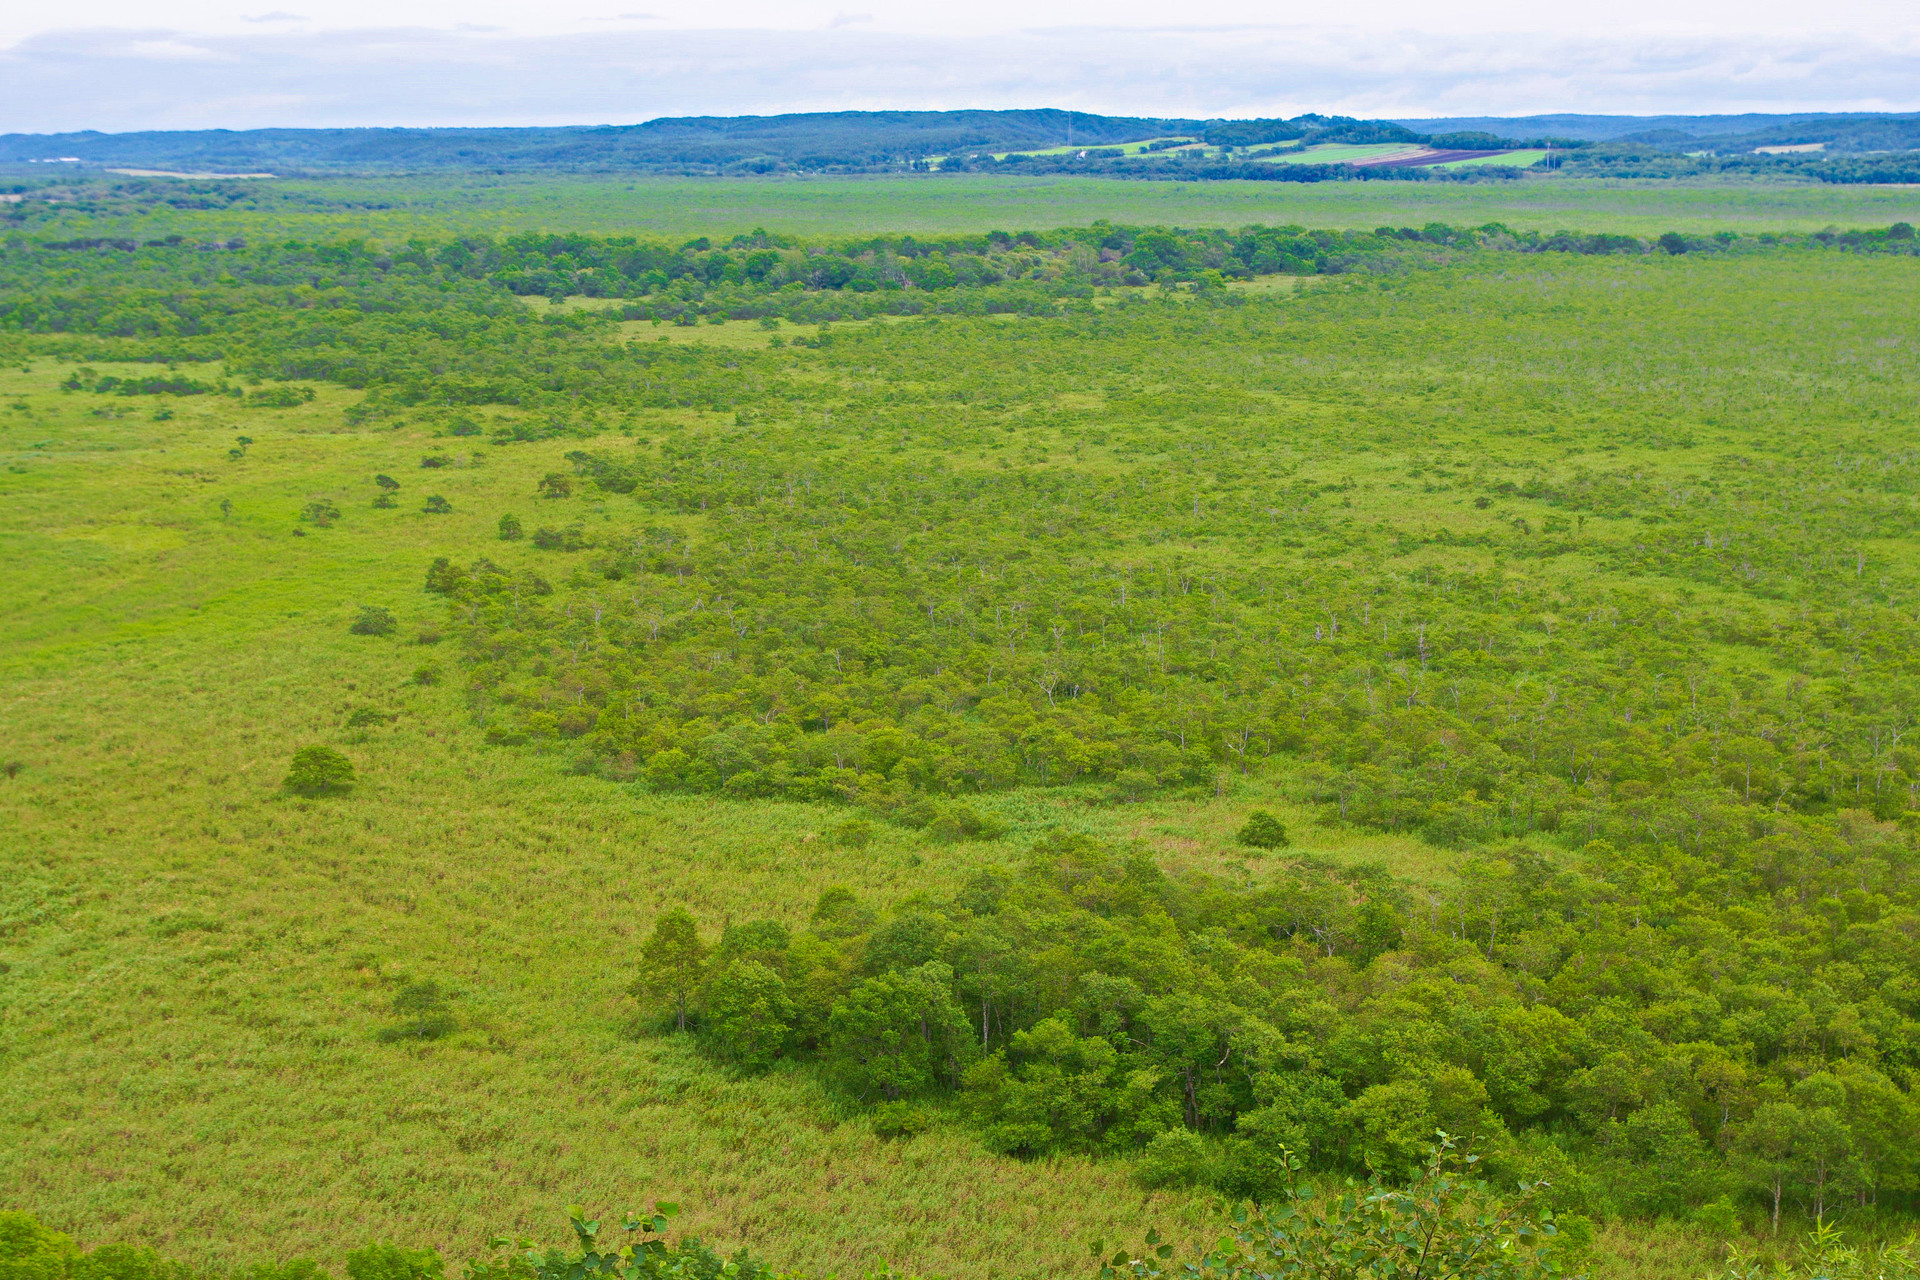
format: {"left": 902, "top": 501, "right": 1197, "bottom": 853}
{"left": 1096, "top": 1138, "right": 1582, "bottom": 1280}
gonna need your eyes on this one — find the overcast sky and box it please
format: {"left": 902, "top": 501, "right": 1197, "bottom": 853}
{"left": 1, "top": 0, "right": 1916, "bottom": 134}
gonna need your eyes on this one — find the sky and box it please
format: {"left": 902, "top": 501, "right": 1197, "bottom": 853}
{"left": 1, "top": 0, "right": 1917, "bottom": 134}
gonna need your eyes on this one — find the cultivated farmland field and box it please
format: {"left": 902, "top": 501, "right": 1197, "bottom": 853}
{"left": 5, "top": 184, "right": 1920, "bottom": 1280}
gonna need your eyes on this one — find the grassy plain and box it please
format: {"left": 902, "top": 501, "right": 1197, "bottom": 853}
{"left": 20, "top": 171, "right": 1920, "bottom": 245}
{"left": 0, "top": 351, "right": 1457, "bottom": 1278}
{"left": 5, "top": 239, "right": 1920, "bottom": 1280}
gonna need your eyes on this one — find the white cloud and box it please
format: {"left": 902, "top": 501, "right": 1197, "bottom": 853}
{"left": 0, "top": 23, "right": 1915, "bottom": 133}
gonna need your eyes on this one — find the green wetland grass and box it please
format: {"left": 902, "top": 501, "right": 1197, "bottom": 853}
{"left": 16, "top": 170, "right": 1920, "bottom": 245}
{"left": 3, "top": 238, "right": 1920, "bottom": 1280}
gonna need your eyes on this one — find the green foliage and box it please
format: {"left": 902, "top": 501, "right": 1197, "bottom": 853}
{"left": 1713, "top": 1216, "right": 1920, "bottom": 1279}
{"left": 16, "top": 199, "right": 1920, "bottom": 1271}
{"left": 1235, "top": 811, "right": 1288, "bottom": 849}
{"left": 349, "top": 606, "right": 397, "bottom": 636}
{"left": 634, "top": 907, "right": 707, "bottom": 1031}
{"left": 301, "top": 501, "right": 342, "bottom": 528}
{"left": 475, "top": 1204, "right": 780, "bottom": 1280}
{"left": 283, "top": 745, "right": 355, "bottom": 796}
{"left": 700, "top": 960, "right": 795, "bottom": 1070}
{"left": 344, "top": 1245, "right": 441, "bottom": 1280}
{"left": 247, "top": 385, "right": 316, "bottom": 408}
{"left": 824, "top": 962, "right": 973, "bottom": 1101}
{"left": 497, "top": 513, "right": 523, "bottom": 540}
{"left": 0, "top": 1211, "right": 78, "bottom": 1280}
{"left": 0, "top": 1209, "right": 777, "bottom": 1280}
{"left": 1100, "top": 1138, "right": 1575, "bottom": 1280}
{"left": 870, "top": 1101, "right": 932, "bottom": 1140}
{"left": 1133, "top": 1129, "right": 1212, "bottom": 1190}
{"left": 422, "top": 495, "right": 452, "bottom": 514}
{"left": 650, "top": 825, "right": 1920, "bottom": 1225}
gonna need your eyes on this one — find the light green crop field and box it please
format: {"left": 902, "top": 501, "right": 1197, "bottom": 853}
{"left": 1257, "top": 143, "right": 1427, "bottom": 166}
{"left": 6, "top": 227, "right": 1920, "bottom": 1280}
{"left": 20, "top": 171, "right": 1920, "bottom": 246}
{"left": 1431, "top": 150, "right": 1551, "bottom": 170}
{"left": 989, "top": 137, "right": 1199, "bottom": 160}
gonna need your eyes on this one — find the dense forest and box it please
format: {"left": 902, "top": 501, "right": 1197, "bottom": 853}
{"left": 6, "top": 201, "right": 1920, "bottom": 1277}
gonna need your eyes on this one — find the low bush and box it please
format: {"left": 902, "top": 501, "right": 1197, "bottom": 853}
{"left": 1235, "top": 810, "right": 1288, "bottom": 849}
{"left": 349, "top": 606, "right": 397, "bottom": 636}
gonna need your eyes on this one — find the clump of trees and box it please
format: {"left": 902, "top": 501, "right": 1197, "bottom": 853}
{"left": 634, "top": 831, "right": 1920, "bottom": 1228}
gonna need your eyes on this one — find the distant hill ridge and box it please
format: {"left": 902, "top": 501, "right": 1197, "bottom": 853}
{"left": 4, "top": 108, "right": 1918, "bottom": 175}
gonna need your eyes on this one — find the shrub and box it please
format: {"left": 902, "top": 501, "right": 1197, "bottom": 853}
{"left": 423, "top": 557, "right": 465, "bottom": 594}
{"left": 345, "top": 707, "right": 393, "bottom": 727}
{"left": 412, "top": 663, "right": 442, "bottom": 685}
{"left": 531, "top": 525, "right": 587, "bottom": 551}
{"left": 374, "top": 474, "right": 400, "bottom": 492}
{"left": 300, "top": 500, "right": 341, "bottom": 527}
{"left": 926, "top": 801, "right": 1006, "bottom": 843}
{"left": 246, "top": 385, "right": 315, "bottom": 408}
{"left": 349, "top": 606, "right": 397, "bottom": 636}
{"left": 284, "top": 745, "right": 355, "bottom": 796}
{"left": 537, "top": 472, "right": 572, "bottom": 499}
{"left": 831, "top": 817, "right": 874, "bottom": 848}
{"left": 422, "top": 495, "right": 452, "bottom": 514}
{"left": 372, "top": 492, "right": 397, "bottom": 509}
{"left": 1103, "top": 1138, "right": 1575, "bottom": 1280}
{"left": 1134, "top": 1128, "right": 1210, "bottom": 1189}
{"left": 345, "top": 1245, "right": 439, "bottom": 1280}
{"left": 871, "top": 1101, "right": 932, "bottom": 1140}
{"left": 497, "top": 513, "right": 523, "bottom": 540}
{"left": 1236, "top": 810, "right": 1288, "bottom": 849}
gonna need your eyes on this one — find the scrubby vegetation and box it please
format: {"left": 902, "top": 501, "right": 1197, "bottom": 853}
{"left": 6, "top": 191, "right": 1920, "bottom": 1278}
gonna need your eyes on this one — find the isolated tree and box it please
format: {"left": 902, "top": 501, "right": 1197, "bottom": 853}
{"left": 422, "top": 494, "right": 452, "bottom": 514}
{"left": 284, "top": 745, "right": 355, "bottom": 796}
{"left": 497, "top": 513, "right": 524, "bottom": 540}
{"left": 635, "top": 907, "right": 707, "bottom": 1031}
{"left": 537, "top": 473, "right": 572, "bottom": 499}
